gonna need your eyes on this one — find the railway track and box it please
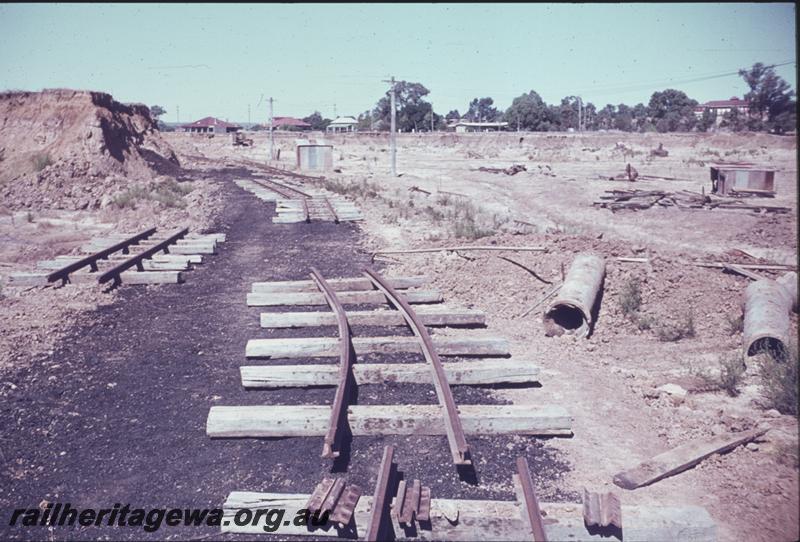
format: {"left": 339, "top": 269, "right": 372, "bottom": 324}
{"left": 205, "top": 266, "right": 715, "bottom": 540}
{"left": 235, "top": 177, "right": 363, "bottom": 223}
{"left": 8, "top": 227, "right": 225, "bottom": 287}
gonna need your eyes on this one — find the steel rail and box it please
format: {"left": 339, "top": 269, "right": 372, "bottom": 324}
{"left": 98, "top": 228, "right": 189, "bottom": 285}
{"left": 364, "top": 445, "right": 395, "bottom": 542}
{"left": 309, "top": 267, "right": 354, "bottom": 459}
{"left": 46, "top": 227, "right": 157, "bottom": 285}
{"left": 363, "top": 266, "right": 471, "bottom": 465}
{"left": 323, "top": 198, "right": 339, "bottom": 223}
{"left": 516, "top": 457, "right": 548, "bottom": 542}
{"left": 250, "top": 176, "right": 312, "bottom": 200}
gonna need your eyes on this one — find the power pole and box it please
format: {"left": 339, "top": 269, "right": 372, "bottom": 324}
{"left": 176, "top": 105, "right": 180, "bottom": 124}
{"left": 431, "top": 102, "right": 434, "bottom": 132}
{"left": 333, "top": 103, "right": 337, "bottom": 118}
{"left": 578, "top": 96, "right": 583, "bottom": 132}
{"left": 383, "top": 76, "right": 397, "bottom": 176}
{"left": 268, "top": 97, "right": 274, "bottom": 160}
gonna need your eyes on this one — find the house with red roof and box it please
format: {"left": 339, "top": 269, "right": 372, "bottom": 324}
{"left": 694, "top": 97, "right": 750, "bottom": 120}
{"left": 180, "top": 117, "right": 242, "bottom": 134}
{"left": 272, "top": 117, "right": 312, "bottom": 131}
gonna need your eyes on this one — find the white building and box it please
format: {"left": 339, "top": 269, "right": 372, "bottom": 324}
{"left": 326, "top": 116, "right": 358, "bottom": 133}
{"left": 449, "top": 120, "right": 509, "bottom": 133}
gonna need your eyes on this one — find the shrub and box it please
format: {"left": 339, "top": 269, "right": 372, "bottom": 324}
{"left": 619, "top": 277, "right": 643, "bottom": 317}
{"left": 726, "top": 312, "right": 744, "bottom": 335}
{"left": 113, "top": 180, "right": 192, "bottom": 209}
{"left": 718, "top": 353, "right": 747, "bottom": 397}
{"left": 655, "top": 311, "right": 696, "bottom": 342}
{"left": 31, "top": 152, "right": 54, "bottom": 172}
{"left": 759, "top": 340, "right": 798, "bottom": 415}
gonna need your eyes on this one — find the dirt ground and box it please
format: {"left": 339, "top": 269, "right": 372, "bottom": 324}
{"left": 162, "top": 130, "right": 798, "bottom": 541}
{"left": 1, "top": 129, "right": 797, "bottom": 541}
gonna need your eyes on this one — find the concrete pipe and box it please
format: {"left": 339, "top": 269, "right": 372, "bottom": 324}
{"left": 543, "top": 254, "right": 606, "bottom": 338}
{"left": 743, "top": 272, "right": 797, "bottom": 356}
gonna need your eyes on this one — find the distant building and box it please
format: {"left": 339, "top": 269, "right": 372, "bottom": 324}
{"left": 694, "top": 97, "right": 750, "bottom": 120}
{"left": 272, "top": 117, "right": 312, "bottom": 131}
{"left": 449, "top": 120, "right": 509, "bottom": 133}
{"left": 326, "top": 116, "right": 358, "bottom": 133}
{"left": 181, "top": 117, "right": 242, "bottom": 134}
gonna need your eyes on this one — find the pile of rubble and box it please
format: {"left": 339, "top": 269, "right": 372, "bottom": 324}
{"left": 594, "top": 189, "right": 791, "bottom": 213}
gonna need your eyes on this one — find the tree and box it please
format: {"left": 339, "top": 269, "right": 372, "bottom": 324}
{"left": 445, "top": 109, "right": 461, "bottom": 121}
{"left": 739, "top": 62, "right": 796, "bottom": 134}
{"left": 149, "top": 105, "right": 166, "bottom": 121}
{"left": 648, "top": 89, "right": 698, "bottom": 132}
{"left": 466, "top": 97, "right": 500, "bottom": 122}
{"left": 614, "top": 103, "right": 633, "bottom": 131}
{"left": 356, "top": 110, "right": 374, "bottom": 131}
{"left": 504, "top": 90, "right": 550, "bottom": 131}
{"left": 720, "top": 108, "right": 747, "bottom": 132}
{"left": 372, "top": 81, "right": 433, "bottom": 132}
{"left": 302, "top": 111, "right": 331, "bottom": 131}
{"left": 631, "top": 103, "right": 648, "bottom": 132}
{"left": 697, "top": 109, "right": 717, "bottom": 132}
{"left": 558, "top": 96, "right": 580, "bottom": 130}
{"left": 595, "top": 104, "right": 616, "bottom": 130}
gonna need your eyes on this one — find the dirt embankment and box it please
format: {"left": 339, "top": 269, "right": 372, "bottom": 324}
{"left": 0, "top": 89, "right": 180, "bottom": 211}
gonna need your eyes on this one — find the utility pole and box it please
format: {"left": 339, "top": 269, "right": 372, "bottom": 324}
{"left": 268, "top": 97, "right": 274, "bottom": 161}
{"left": 383, "top": 76, "right": 397, "bottom": 176}
{"left": 431, "top": 102, "right": 434, "bottom": 133}
{"left": 577, "top": 96, "right": 583, "bottom": 132}
{"left": 176, "top": 105, "right": 180, "bottom": 124}
{"left": 333, "top": 103, "right": 337, "bottom": 118}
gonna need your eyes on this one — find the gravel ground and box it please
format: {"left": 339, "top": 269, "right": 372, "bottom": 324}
{"left": 1, "top": 166, "right": 574, "bottom": 541}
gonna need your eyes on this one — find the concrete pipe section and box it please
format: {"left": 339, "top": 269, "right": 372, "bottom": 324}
{"left": 743, "top": 272, "right": 797, "bottom": 356}
{"left": 543, "top": 254, "right": 606, "bottom": 338}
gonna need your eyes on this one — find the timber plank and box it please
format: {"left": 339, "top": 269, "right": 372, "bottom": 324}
{"left": 251, "top": 276, "right": 426, "bottom": 293}
{"left": 240, "top": 359, "right": 539, "bottom": 388}
{"left": 260, "top": 307, "right": 485, "bottom": 328}
{"left": 246, "top": 289, "right": 442, "bottom": 307}
{"left": 245, "top": 336, "right": 509, "bottom": 358}
{"left": 206, "top": 404, "right": 572, "bottom": 437}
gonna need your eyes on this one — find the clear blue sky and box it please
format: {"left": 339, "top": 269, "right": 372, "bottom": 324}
{"left": 1, "top": 3, "right": 795, "bottom": 123}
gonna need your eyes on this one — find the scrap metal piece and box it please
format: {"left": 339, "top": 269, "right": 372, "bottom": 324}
{"left": 399, "top": 479, "right": 421, "bottom": 525}
{"left": 310, "top": 267, "right": 354, "bottom": 459}
{"left": 320, "top": 478, "right": 346, "bottom": 516}
{"left": 514, "top": 457, "right": 548, "bottom": 542}
{"left": 305, "top": 477, "right": 336, "bottom": 515}
{"left": 323, "top": 198, "right": 339, "bottom": 223}
{"left": 543, "top": 254, "right": 605, "bottom": 338}
{"left": 582, "top": 488, "right": 622, "bottom": 529}
{"left": 329, "top": 484, "right": 362, "bottom": 527}
{"left": 417, "top": 486, "right": 431, "bottom": 522}
{"left": 392, "top": 480, "right": 408, "bottom": 521}
{"left": 364, "top": 445, "right": 395, "bottom": 542}
{"left": 363, "top": 266, "right": 471, "bottom": 466}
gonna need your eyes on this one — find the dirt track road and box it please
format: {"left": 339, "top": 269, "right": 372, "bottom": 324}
{"left": 1, "top": 166, "right": 571, "bottom": 540}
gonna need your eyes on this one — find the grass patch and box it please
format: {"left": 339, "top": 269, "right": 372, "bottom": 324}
{"left": 655, "top": 311, "right": 696, "bottom": 342}
{"left": 758, "top": 340, "right": 798, "bottom": 416}
{"left": 113, "top": 179, "right": 193, "bottom": 209}
{"left": 717, "top": 353, "right": 747, "bottom": 397}
{"left": 31, "top": 152, "right": 54, "bottom": 172}
{"left": 619, "top": 277, "right": 642, "bottom": 317}
{"left": 726, "top": 312, "right": 744, "bottom": 335}
{"left": 321, "top": 178, "right": 380, "bottom": 200}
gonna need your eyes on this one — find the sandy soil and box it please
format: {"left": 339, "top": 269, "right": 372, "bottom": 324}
{"left": 170, "top": 129, "right": 799, "bottom": 542}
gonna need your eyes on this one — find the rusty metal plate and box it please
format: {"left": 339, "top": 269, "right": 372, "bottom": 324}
{"left": 320, "top": 478, "right": 346, "bottom": 516}
{"left": 305, "top": 477, "right": 336, "bottom": 514}
{"left": 582, "top": 488, "right": 622, "bottom": 529}
{"left": 330, "top": 484, "right": 362, "bottom": 527}
{"left": 399, "top": 479, "right": 421, "bottom": 525}
{"left": 417, "top": 486, "right": 431, "bottom": 522}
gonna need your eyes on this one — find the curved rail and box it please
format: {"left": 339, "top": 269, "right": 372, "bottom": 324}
{"left": 363, "top": 266, "right": 471, "bottom": 465}
{"left": 309, "top": 267, "right": 353, "bottom": 459}
{"left": 250, "top": 176, "right": 312, "bottom": 200}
